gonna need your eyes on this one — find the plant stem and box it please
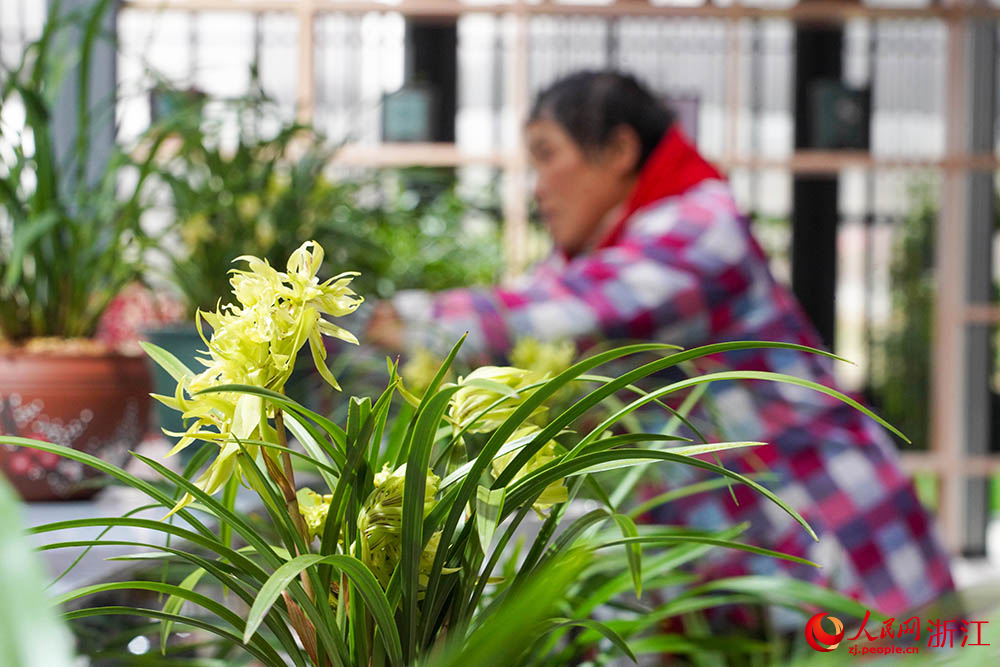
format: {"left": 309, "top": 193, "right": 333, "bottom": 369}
{"left": 274, "top": 409, "right": 309, "bottom": 544}
{"left": 270, "top": 409, "right": 322, "bottom": 663}
{"left": 277, "top": 410, "right": 298, "bottom": 488}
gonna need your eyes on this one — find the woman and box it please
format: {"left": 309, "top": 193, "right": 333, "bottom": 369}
{"left": 368, "top": 70, "right": 953, "bottom": 618}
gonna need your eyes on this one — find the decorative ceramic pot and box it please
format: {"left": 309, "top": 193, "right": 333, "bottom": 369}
{"left": 0, "top": 351, "right": 152, "bottom": 501}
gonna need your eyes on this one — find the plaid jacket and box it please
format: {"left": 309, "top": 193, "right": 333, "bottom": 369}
{"left": 393, "top": 178, "right": 953, "bottom": 618}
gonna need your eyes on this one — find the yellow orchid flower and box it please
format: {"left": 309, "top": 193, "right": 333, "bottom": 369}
{"left": 158, "top": 241, "right": 363, "bottom": 516}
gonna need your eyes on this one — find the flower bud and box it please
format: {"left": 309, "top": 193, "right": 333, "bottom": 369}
{"left": 297, "top": 488, "right": 332, "bottom": 541}
{"left": 449, "top": 366, "right": 547, "bottom": 434}
{"left": 358, "top": 464, "right": 441, "bottom": 588}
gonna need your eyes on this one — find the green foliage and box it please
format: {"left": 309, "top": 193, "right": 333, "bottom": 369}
{"left": 0, "top": 476, "right": 76, "bottom": 666}
{"left": 148, "top": 79, "right": 347, "bottom": 316}
{"left": 871, "top": 183, "right": 936, "bottom": 450}
{"left": 337, "top": 170, "right": 503, "bottom": 300}
{"left": 149, "top": 82, "right": 501, "bottom": 316}
{"left": 0, "top": 0, "right": 162, "bottom": 341}
{"left": 9, "top": 243, "right": 898, "bottom": 665}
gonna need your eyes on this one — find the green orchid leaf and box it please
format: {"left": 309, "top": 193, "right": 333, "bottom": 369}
{"left": 610, "top": 514, "right": 643, "bottom": 598}
{"left": 475, "top": 485, "right": 505, "bottom": 550}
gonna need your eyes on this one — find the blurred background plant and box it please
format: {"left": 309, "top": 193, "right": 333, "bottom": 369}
{"left": 341, "top": 167, "right": 503, "bottom": 301}
{"left": 148, "top": 74, "right": 349, "bottom": 318}
{"left": 867, "top": 182, "right": 1000, "bottom": 513}
{"left": 146, "top": 74, "right": 503, "bottom": 318}
{"left": 870, "top": 182, "right": 936, "bottom": 453}
{"left": 0, "top": 0, "right": 162, "bottom": 346}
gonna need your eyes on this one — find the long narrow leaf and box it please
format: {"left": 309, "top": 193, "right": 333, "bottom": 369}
{"left": 139, "top": 341, "right": 195, "bottom": 383}
{"left": 429, "top": 550, "right": 590, "bottom": 667}
{"left": 596, "top": 535, "right": 817, "bottom": 568}
{"left": 161, "top": 568, "right": 207, "bottom": 654}
{"left": 577, "top": 369, "right": 908, "bottom": 452}
{"left": 681, "top": 575, "right": 879, "bottom": 622}
{"left": 475, "top": 485, "right": 505, "bottom": 550}
{"left": 504, "top": 449, "right": 817, "bottom": 541}
{"left": 422, "top": 343, "right": 681, "bottom": 631}
{"left": 46, "top": 502, "right": 161, "bottom": 590}
{"left": 0, "top": 436, "right": 214, "bottom": 539}
{"left": 401, "top": 385, "right": 461, "bottom": 660}
{"left": 196, "top": 384, "right": 347, "bottom": 451}
{"left": 626, "top": 473, "right": 779, "bottom": 520}
{"left": 63, "top": 607, "right": 280, "bottom": 666}
{"left": 243, "top": 554, "right": 403, "bottom": 666}
{"left": 537, "top": 618, "right": 637, "bottom": 662}
{"left": 610, "top": 514, "right": 642, "bottom": 598}
{"left": 32, "top": 519, "right": 270, "bottom": 582}
{"left": 40, "top": 537, "right": 308, "bottom": 666}
{"left": 131, "top": 452, "right": 286, "bottom": 568}
{"left": 495, "top": 341, "right": 844, "bottom": 491}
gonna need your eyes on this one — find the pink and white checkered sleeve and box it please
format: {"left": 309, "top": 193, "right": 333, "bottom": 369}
{"left": 391, "top": 184, "right": 757, "bottom": 363}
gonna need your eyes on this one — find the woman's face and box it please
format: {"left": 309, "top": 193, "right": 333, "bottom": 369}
{"left": 526, "top": 117, "right": 638, "bottom": 257}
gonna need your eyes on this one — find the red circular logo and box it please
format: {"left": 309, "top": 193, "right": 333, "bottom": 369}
{"left": 805, "top": 612, "right": 845, "bottom": 652}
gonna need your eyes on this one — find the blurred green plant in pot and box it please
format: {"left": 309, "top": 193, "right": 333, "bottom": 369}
{"left": 5, "top": 240, "right": 899, "bottom": 666}
{"left": 0, "top": 0, "right": 163, "bottom": 346}
{"left": 148, "top": 79, "right": 502, "bottom": 317}
{"left": 147, "top": 76, "right": 351, "bottom": 319}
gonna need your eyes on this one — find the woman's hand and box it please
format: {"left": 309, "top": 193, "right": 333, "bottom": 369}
{"left": 366, "top": 301, "right": 406, "bottom": 353}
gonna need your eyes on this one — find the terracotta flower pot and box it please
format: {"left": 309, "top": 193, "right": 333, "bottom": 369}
{"left": 0, "top": 350, "right": 152, "bottom": 501}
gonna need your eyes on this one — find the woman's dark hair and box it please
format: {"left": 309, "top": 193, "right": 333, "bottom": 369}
{"left": 528, "top": 70, "right": 675, "bottom": 172}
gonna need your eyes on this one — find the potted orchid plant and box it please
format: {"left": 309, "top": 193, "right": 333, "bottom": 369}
{"left": 0, "top": 0, "right": 170, "bottom": 499}
{"left": 4, "top": 241, "right": 891, "bottom": 664}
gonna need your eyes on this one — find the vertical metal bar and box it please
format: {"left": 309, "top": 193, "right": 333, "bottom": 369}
{"left": 862, "top": 178, "right": 875, "bottom": 393}
{"left": 253, "top": 11, "right": 262, "bottom": 134}
{"left": 314, "top": 11, "right": 325, "bottom": 133}
{"left": 960, "top": 11, "right": 995, "bottom": 556}
{"left": 932, "top": 12, "right": 969, "bottom": 555}
{"left": 188, "top": 10, "right": 197, "bottom": 83}
{"left": 18, "top": 0, "right": 27, "bottom": 47}
{"left": 606, "top": 15, "right": 619, "bottom": 68}
{"left": 792, "top": 23, "right": 842, "bottom": 349}
{"left": 253, "top": 11, "right": 262, "bottom": 72}
{"left": 492, "top": 14, "right": 504, "bottom": 150}
{"left": 863, "top": 17, "right": 877, "bottom": 394}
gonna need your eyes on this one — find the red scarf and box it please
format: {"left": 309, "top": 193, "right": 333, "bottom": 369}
{"left": 592, "top": 124, "right": 724, "bottom": 251}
